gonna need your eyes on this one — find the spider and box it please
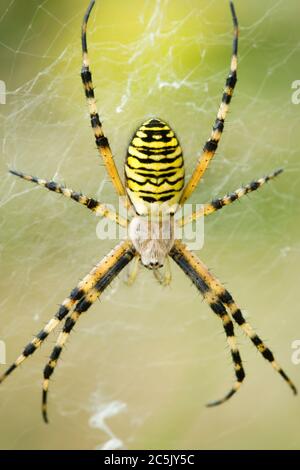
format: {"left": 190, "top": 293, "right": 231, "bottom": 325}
{"left": 1, "top": 0, "right": 296, "bottom": 423}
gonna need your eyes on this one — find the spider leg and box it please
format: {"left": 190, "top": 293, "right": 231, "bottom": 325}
{"left": 9, "top": 170, "right": 129, "bottom": 227}
{"left": 125, "top": 255, "right": 140, "bottom": 286}
{"left": 42, "top": 241, "right": 135, "bottom": 423}
{"left": 218, "top": 289, "right": 297, "bottom": 396}
{"left": 0, "top": 241, "right": 134, "bottom": 386}
{"left": 170, "top": 241, "right": 245, "bottom": 406}
{"left": 171, "top": 240, "right": 297, "bottom": 400}
{"left": 180, "top": 1, "right": 238, "bottom": 204}
{"left": 81, "top": 1, "right": 127, "bottom": 200}
{"left": 177, "top": 169, "right": 283, "bottom": 227}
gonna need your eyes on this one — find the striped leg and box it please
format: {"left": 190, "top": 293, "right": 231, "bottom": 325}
{"left": 0, "top": 241, "right": 134, "bottom": 386}
{"left": 170, "top": 241, "right": 245, "bottom": 406}
{"left": 220, "top": 291, "right": 297, "bottom": 396}
{"left": 180, "top": 1, "right": 238, "bottom": 205}
{"left": 177, "top": 169, "right": 283, "bottom": 227}
{"left": 81, "top": 1, "right": 126, "bottom": 199}
{"left": 172, "top": 240, "right": 297, "bottom": 397}
{"left": 42, "top": 241, "right": 135, "bottom": 422}
{"left": 10, "top": 170, "right": 128, "bottom": 227}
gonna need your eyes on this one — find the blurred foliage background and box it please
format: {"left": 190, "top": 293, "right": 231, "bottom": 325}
{"left": 0, "top": 0, "right": 300, "bottom": 449}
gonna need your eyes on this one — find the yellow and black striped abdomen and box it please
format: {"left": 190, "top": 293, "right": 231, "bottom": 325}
{"left": 125, "top": 118, "right": 185, "bottom": 214}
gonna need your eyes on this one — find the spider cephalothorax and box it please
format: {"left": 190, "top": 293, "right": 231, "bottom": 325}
{"left": 0, "top": 0, "right": 296, "bottom": 424}
{"left": 129, "top": 214, "right": 175, "bottom": 269}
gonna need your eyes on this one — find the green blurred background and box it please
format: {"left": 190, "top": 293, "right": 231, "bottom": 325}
{"left": 0, "top": 0, "right": 300, "bottom": 450}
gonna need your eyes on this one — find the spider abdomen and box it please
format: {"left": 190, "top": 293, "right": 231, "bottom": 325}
{"left": 125, "top": 118, "right": 185, "bottom": 215}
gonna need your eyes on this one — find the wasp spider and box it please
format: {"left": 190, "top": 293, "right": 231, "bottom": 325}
{"left": 1, "top": 0, "right": 296, "bottom": 423}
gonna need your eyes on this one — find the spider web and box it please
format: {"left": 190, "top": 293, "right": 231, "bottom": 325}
{"left": 0, "top": 0, "right": 300, "bottom": 450}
